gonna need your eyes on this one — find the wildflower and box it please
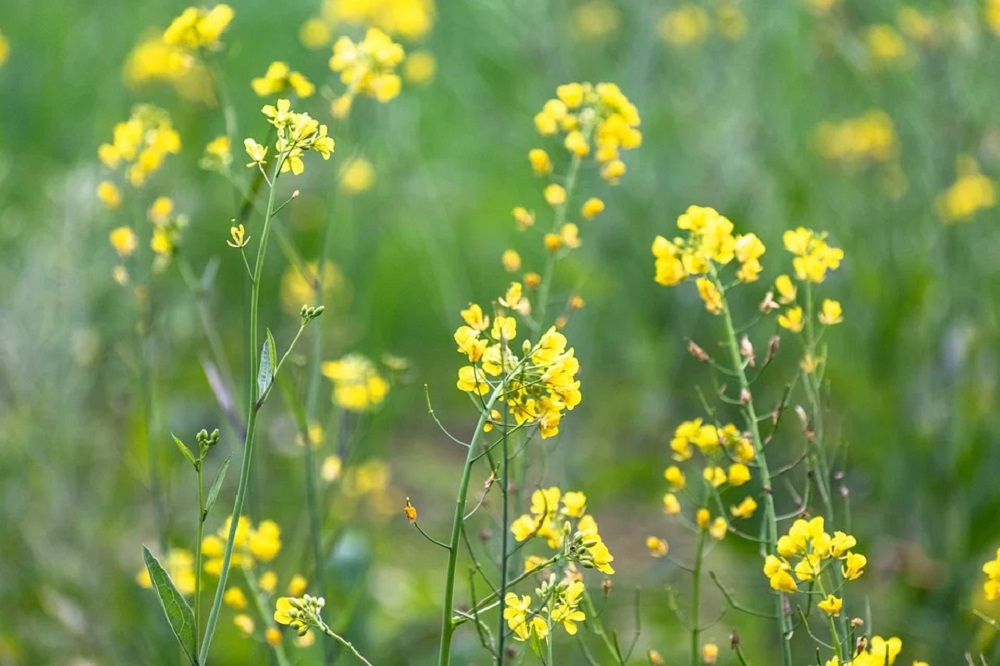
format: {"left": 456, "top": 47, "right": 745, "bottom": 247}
{"left": 501, "top": 249, "right": 521, "bottom": 272}
{"left": 815, "top": 111, "right": 896, "bottom": 165}
{"left": 696, "top": 277, "right": 723, "bottom": 314}
{"left": 663, "top": 493, "right": 681, "bottom": 515}
{"left": 728, "top": 463, "right": 750, "bottom": 486}
{"left": 329, "top": 28, "right": 405, "bottom": 112}
{"left": 561, "top": 491, "right": 587, "bottom": 518}
{"left": 200, "top": 135, "right": 232, "bottom": 171}
{"left": 550, "top": 581, "right": 587, "bottom": 634}
{"left": 275, "top": 594, "right": 326, "bottom": 635}
{"left": 97, "top": 181, "right": 122, "bottom": 208}
{"left": 255, "top": 98, "right": 335, "bottom": 175}
{"left": 730, "top": 496, "right": 757, "bottom": 519}
{"left": 249, "top": 520, "right": 282, "bottom": 561}
{"left": 664, "top": 465, "right": 686, "bottom": 490}
{"left": 709, "top": 517, "right": 728, "bottom": 540}
{"left": 98, "top": 105, "right": 181, "bottom": 187}
{"left": 513, "top": 206, "right": 535, "bottom": 230}
{"left": 937, "top": 156, "right": 995, "bottom": 223}
{"left": 581, "top": 197, "right": 605, "bottom": 219}
{"left": 646, "top": 536, "right": 668, "bottom": 557}
{"left": 321, "top": 455, "right": 342, "bottom": 482}
{"left": 136, "top": 548, "right": 196, "bottom": 595}
{"left": 202, "top": 516, "right": 282, "bottom": 575}
{"left": 288, "top": 575, "right": 308, "bottom": 596}
{"left": 252, "top": 61, "right": 315, "bottom": 98}
{"left": 110, "top": 227, "right": 138, "bottom": 257}
{"left": 763, "top": 554, "right": 797, "bottom": 593}
{"left": 778, "top": 306, "right": 804, "bottom": 332}
{"left": 224, "top": 587, "right": 247, "bottom": 609}
{"left": 404, "top": 497, "right": 417, "bottom": 523}
{"left": 227, "top": 223, "right": 249, "bottom": 248}
{"left": 233, "top": 614, "right": 254, "bottom": 635}
{"left": 658, "top": 5, "right": 709, "bottom": 46}
{"left": 244, "top": 138, "right": 268, "bottom": 167}
{"left": 403, "top": 50, "right": 436, "bottom": 84}
{"left": 265, "top": 627, "right": 282, "bottom": 647}
{"left": 299, "top": 17, "right": 331, "bottom": 48}
{"left": 529, "top": 148, "right": 553, "bottom": 175}
{"left": 703, "top": 466, "right": 726, "bottom": 488}
{"left": 321, "top": 354, "right": 390, "bottom": 411}
{"left": 866, "top": 25, "right": 906, "bottom": 64}
{"left": 339, "top": 157, "right": 375, "bottom": 193}
{"left": 544, "top": 184, "right": 567, "bottom": 206}
{"left": 775, "top": 274, "right": 797, "bottom": 303}
{"left": 259, "top": 570, "right": 277, "bottom": 593}
{"left": 819, "top": 299, "right": 843, "bottom": 325}
{"left": 989, "top": 0, "right": 1000, "bottom": 35}
{"left": 843, "top": 552, "right": 866, "bottom": 580}
{"left": 702, "top": 642, "right": 719, "bottom": 664}
{"left": 818, "top": 594, "right": 842, "bottom": 616}
{"left": 163, "top": 5, "right": 234, "bottom": 50}
{"left": 503, "top": 593, "right": 549, "bottom": 641}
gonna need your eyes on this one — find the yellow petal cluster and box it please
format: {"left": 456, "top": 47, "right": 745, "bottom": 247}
{"left": 252, "top": 61, "right": 315, "bottom": 98}
{"left": 320, "top": 353, "right": 389, "bottom": 412}
{"left": 98, "top": 104, "right": 181, "bottom": 187}
{"left": 815, "top": 111, "right": 896, "bottom": 165}
{"left": 329, "top": 28, "right": 405, "bottom": 116}
{"left": 202, "top": 517, "right": 283, "bottom": 576}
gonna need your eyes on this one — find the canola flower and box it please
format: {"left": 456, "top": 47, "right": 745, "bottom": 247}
{"left": 982, "top": 547, "right": 1000, "bottom": 599}
{"left": 509, "top": 488, "right": 615, "bottom": 574}
{"left": 657, "top": 5, "right": 710, "bottom": 46}
{"left": 201, "top": 516, "right": 282, "bottom": 575}
{"left": 98, "top": 104, "right": 181, "bottom": 187}
{"left": 454, "top": 293, "right": 581, "bottom": 439}
{"left": 815, "top": 111, "right": 897, "bottom": 166}
{"left": 302, "top": 0, "right": 435, "bottom": 46}
{"left": 162, "top": 4, "right": 235, "bottom": 50}
{"left": 252, "top": 61, "right": 315, "bottom": 98}
{"left": 0, "top": 30, "right": 8, "bottom": 67}
{"left": 123, "top": 36, "right": 213, "bottom": 103}
{"left": 936, "top": 155, "right": 995, "bottom": 223}
{"left": 865, "top": 24, "right": 907, "bottom": 65}
{"left": 763, "top": 517, "right": 865, "bottom": 597}
{"left": 321, "top": 354, "right": 390, "bottom": 411}
{"left": 329, "top": 28, "right": 405, "bottom": 118}
{"left": 245, "top": 98, "right": 335, "bottom": 177}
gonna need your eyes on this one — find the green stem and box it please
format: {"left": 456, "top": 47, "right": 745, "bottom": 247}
{"left": 438, "top": 385, "right": 505, "bottom": 666}
{"left": 316, "top": 620, "right": 374, "bottom": 666}
{"left": 580, "top": 589, "right": 622, "bottom": 664}
{"left": 195, "top": 462, "right": 206, "bottom": 652}
{"left": 690, "top": 519, "right": 708, "bottom": 666}
{"left": 534, "top": 151, "right": 584, "bottom": 331}
{"left": 242, "top": 567, "right": 292, "bottom": 666}
{"left": 713, "top": 268, "right": 793, "bottom": 666}
{"left": 199, "top": 157, "right": 283, "bottom": 665}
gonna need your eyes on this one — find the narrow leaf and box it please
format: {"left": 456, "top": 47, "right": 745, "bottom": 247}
{"left": 172, "top": 434, "right": 198, "bottom": 469}
{"left": 142, "top": 546, "right": 198, "bottom": 665}
{"left": 204, "top": 456, "right": 231, "bottom": 516}
{"left": 256, "top": 334, "right": 273, "bottom": 399}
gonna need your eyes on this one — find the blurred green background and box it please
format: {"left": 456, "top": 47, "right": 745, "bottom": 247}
{"left": 3, "top": 0, "right": 1000, "bottom": 663}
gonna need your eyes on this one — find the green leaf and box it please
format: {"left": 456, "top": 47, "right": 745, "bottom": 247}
{"left": 172, "top": 434, "right": 198, "bottom": 469}
{"left": 257, "top": 333, "right": 274, "bottom": 399}
{"left": 142, "top": 546, "right": 198, "bottom": 665}
{"left": 204, "top": 456, "right": 231, "bottom": 517}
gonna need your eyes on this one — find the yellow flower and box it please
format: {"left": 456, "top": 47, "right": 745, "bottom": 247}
{"left": 0, "top": 30, "right": 8, "bottom": 67}
{"left": 581, "top": 197, "right": 605, "bottom": 219}
{"left": 817, "top": 594, "right": 842, "bottom": 616}
{"left": 322, "top": 354, "right": 390, "bottom": 410}
{"left": 339, "top": 157, "right": 375, "bottom": 193}
{"left": 224, "top": 587, "right": 247, "bottom": 609}
{"left": 244, "top": 138, "right": 268, "bottom": 167}
{"left": 163, "top": 5, "right": 235, "bottom": 51}
{"left": 703, "top": 466, "right": 726, "bottom": 488}
{"left": 550, "top": 581, "right": 587, "bottom": 635}
{"left": 646, "top": 536, "right": 668, "bottom": 557}
{"left": 662, "top": 493, "right": 681, "bottom": 515}
{"left": 403, "top": 50, "right": 436, "bottom": 84}
{"left": 819, "top": 299, "right": 843, "bottom": 326}
{"left": 299, "top": 18, "right": 331, "bottom": 48}
{"left": 664, "top": 465, "right": 686, "bottom": 490}
{"left": 709, "top": 517, "right": 727, "bottom": 540}
{"left": 258, "top": 570, "right": 278, "bottom": 593}
{"left": 815, "top": 111, "right": 896, "bottom": 165}
{"left": 730, "top": 496, "right": 757, "bottom": 519}
{"left": 329, "top": 28, "right": 405, "bottom": 105}
{"left": 727, "top": 463, "right": 750, "bottom": 486}
{"left": 989, "top": 0, "right": 1000, "bottom": 35}
{"left": 544, "top": 184, "right": 567, "bottom": 206}
{"left": 109, "top": 227, "right": 138, "bottom": 257}
{"left": 778, "top": 306, "right": 804, "bottom": 333}
{"left": 774, "top": 274, "right": 796, "bottom": 303}
{"left": 696, "top": 277, "right": 723, "bottom": 314}
{"left": 702, "top": 643, "right": 719, "bottom": 664}
{"left": 501, "top": 249, "right": 521, "bottom": 273}
{"left": 696, "top": 508, "right": 710, "bottom": 529}
{"left": 937, "top": 156, "right": 996, "bottom": 223}
{"left": 233, "top": 613, "right": 254, "bottom": 635}
{"left": 866, "top": 25, "right": 906, "bottom": 64}
{"left": 763, "top": 554, "right": 797, "bottom": 593}
{"left": 97, "top": 181, "right": 122, "bottom": 209}
{"left": 658, "top": 5, "right": 709, "bottom": 46}
{"left": 512, "top": 206, "right": 535, "bottom": 230}
{"left": 561, "top": 491, "right": 588, "bottom": 518}
{"left": 529, "top": 148, "right": 552, "bottom": 175}
{"left": 252, "top": 61, "right": 315, "bottom": 98}
{"left": 843, "top": 552, "right": 867, "bottom": 580}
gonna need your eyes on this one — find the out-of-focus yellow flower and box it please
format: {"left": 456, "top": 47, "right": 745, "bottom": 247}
{"left": 321, "top": 454, "right": 342, "bottom": 482}
{"left": 866, "top": 24, "right": 907, "bottom": 64}
{"left": 97, "top": 181, "right": 122, "bottom": 209}
{"left": 702, "top": 643, "right": 719, "bottom": 664}
{"left": 403, "top": 50, "right": 436, "bottom": 84}
{"left": 320, "top": 0, "right": 435, "bottom": 40}
{"left": 339, "top": 157, "right": 375, "bottom": 193}
{"left": 696, "top": 277, "right": 723, "bottom": 314}
{"left": 815, "top": 110, "right": 896, "bottom": 165}
{"left": 658, "top": 5, "right": 710, "bottom": 46}
{"left": 819, "top": 299, "right": 843, "bottom": 326}
{"left": 321, "top": 353, "right": 390, "bottom": 411}
{"left": 570, "top": 0, "right": 620, "bottom": 40}
{"left": 501, "top": 249, "right": 521, "bottom": 272}
{"left": 224, "top": 586, "right": 247, "bottom": 609}
{"left": 529, "top": 148, "right": 553, "bottom": 175}
{"left": 110, "top": 227, "right": 138, "bottom": 257}
{"left": 123, "top": 37, "right": 213, "bottom": 103}
{"left": 233, "top": 614, "right": 254, "bottom": 635}
{"left": 329, "top": 27, "right": 405, "bottom": 114}
{"left": 988, "top": 0, "right": 1000, "bottom": 35}
{"left": 300, "top": 17, "right": 332, "bottom": 49}
{"left": 0, "top": 30, "right": 9, "bottom": 67}
{"left": 581, "top": 197, "right": 604, "bottom": 219}
{"left": 663, "top": 493, "right": 681, "bottom": 515}
{"left": 778, "top": 306, "right": 804, "bottom": 333}
{"left": 544, "top": 184, "right": 567, "bottom": 206}
{"left": 646, "top": 536, "right": 669, "bottom": 557}
{"left": 937, "top": 156, "right": 995, "bottom": 223}
{"left": 163, "top": 5, "right": 234, "bottom": 50}
{"left": 782, "top": 227, "right": 844, "bottom": 283}
{"left": 716, "top": 3, "right": 747, "bottom": 41}
{"left": 199, "top": 135, "right": 231, "bottom": 172}
{"left": 983, "top": 547, "right": 1000, "bottom": 599}
{"left": 98, "top": 105, "right": 181, "bottom": 187}
{"left": 252, "top": 61, "right": 314, "bottom": 98}
{"left": 730, "top": 496, "right": 757, "bottom": 519}
{"left": 512, "top": 206, "right": 535, "bottom": 230}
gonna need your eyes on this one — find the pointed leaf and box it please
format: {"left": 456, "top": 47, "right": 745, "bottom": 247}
{"left": 172, "top": 434, "right": 198, "bottom": 469}
{"left": 256, "top": 334, "right": 274, "bottom": 399}
{"left": 204, "top": 456, "right": 231, "bottom": 517}
{"left": 143, "top": 546, "right": 198, "bottom": 665}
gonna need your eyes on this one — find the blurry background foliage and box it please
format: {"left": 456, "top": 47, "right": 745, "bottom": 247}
{"left": 2, "top": 0, "right": 1000, "bottom": 663}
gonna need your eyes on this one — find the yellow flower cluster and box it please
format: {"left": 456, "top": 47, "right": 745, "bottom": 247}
{"left": 989, "top": 0, "right": 1000, "bottom": 35}
{"left": 232, "top": 575, "right": 312, "bottom": 647}
{"left": 320, "top": 354, "right": 390, "bottom": 412}
{"left": 251, "top": 61, "right": 315, "bottom": 98}
{"left": 983, "top": 547, "right": 1000, "bottom": 599}
{"left": 510, "top": 488, "right": 615, "bottom": 575}
{"left": 201, "top": 516, "right": 283, "bottom": 575}
{"left": 652, "top": 205, "right": 766, "bottom": 311}
{"left": 98, "top": 104, "right": 181, "bottom": 187}
{"left": 504, "top": 578, "right": 587, "bottom": 642}
{"left": 762, "top": 517, "right": 865, "bottom": 605}
{"left": 200, "top": 135, "right": 231, "bottom": 172}
{"left": 455, "top": 295, "right": 581, "bottom": 439}
{"left": 162, "top": 4, "right": 234, "bottom": 50}
{"left": 815, "top": 111, "right": 897, "bottom": 166}
{"left": 244, "top": 98, "right": 335, "bottom": 176}
{"left": 782, "top": 227, "right": 843, "bottom": 284}
{"left": 135, "top": 548, "right": 196, "bottom": 595}
{"left": 274, "top": 594, "right": 324, "bottom": 636}
{"left": 865, "top": 24, "right": 907, "bottom": 65}
{"left": 936, "top": 156, "right": 996, "bottom": 223}
{"left": 824, "top": 636, "right": 903, "bottom": 666}
{"left": 302, "top": 0, "right": 435, "bottom": 46}
{"left": 533, "top": 82, "right": 641, "bottom": 184}
{"left": 329, "top": 28, "right": 405, "bottom": 118}
{"left": 657, "top": 3, "right": 746, "bottom": 45}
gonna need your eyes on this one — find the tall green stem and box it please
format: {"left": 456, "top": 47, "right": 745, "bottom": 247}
{"left": 194, "top": 463, "right": 206, "bottom": 653}
{"left": 438, "top": 385, "right": 505, "bottom": 666}
{"left": 534, "top": 150, "right": 585, "bottom": 330}
{"left": 199, "top": 159, "right": 282, "bottom": 665}
{"left": 690, "top": 504, "right": 708, "bottom": 666}
{"left": 714, "top": 269, "right": 793, "bottom": 666}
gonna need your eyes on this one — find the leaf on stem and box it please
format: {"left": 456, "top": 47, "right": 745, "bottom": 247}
{"left": 257, "top": 332, "right": 274, "bottom": 399}
{"left": 142, "top": 546, "right": 198, "bottom": 665}
{"left": 172, "top": 434, "right": 198, "bottom": 469}
{"left": 205, "top": 456, "right": 231, "bottom": 517}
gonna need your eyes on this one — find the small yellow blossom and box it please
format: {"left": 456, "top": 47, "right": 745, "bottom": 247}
{"left": 252, "top": 61, "right": 315, "bottom": 98}
{"left": 321, "top": 354, "right": 390, "bottom": 411}
{"left": 664, "top": 465, "right": 686, "bottom": 490}
{"left": 544, "top": 184, "right": 567, "bottom": 206}
{"left": 201, "top": 135, "right": 231, "bottom": 171}
{"left": 778, "top": 306, "right": 804, "bottom": 333}
{"left": 403, "top": 50, "right": 436, "bottom": 84}
{"left": 227, "top": 223, "right": 249, "bottom": 248}
{"left": 339, "top": 157, "right": 375, "bottom": 193}
{"left": 244, "top": 138, "right": 268, "bottom": 167}
{"left": 866, "top": 24, "right": 906, "bottom": 64}
{"left": 937, "top": 156, "right": 996, "bottom": 223}
{"left": 696, "top": 277, "right": 723, "bottom": 314}
{"left": 501, "top": 249, "right": 521, "bottom": 272}
{"left": 136, "top": 548, "right": 196, "bottom": 595}
{"left": 702, "top": 643, "right": 719, "bottom": 664}
{"left": 663, "top": 493, "right": 681, "bottom": 515}
{"left": 163, "top": 5, "right": 235, "bottom": 51}
{"left": 658, "top": 5, "right": 709, "bottom": 46}
{"left": 529, "top": 148, "right": 553, "bottom": 175}
{"left": 233, "top": 613, "right": 254, "bottom": 635}
{"left": 728, "top": 463, "right": 751, "bottom": 486}
{"left": 110, "top": 227, "right": 138, "bottom": 257}
{"left": 581, "top": 197, "right": 605, "bottom": 219}
{"left": 730, "top": 496, "right": 757, "bottom": 519}
{"left": 819, "top": 299, "right": 843, "bottom": 325}
{"left": 709, "top": 517, "right": 727, "bottom": 540}
{"left": 97, "top": 181, "right": 122, "bottom": 209}
{"left": 646, "top": 536, "right": 668, "bottom": 557}
{"left": 329, "top": 28, "right": 405, "bottom": 106}
{"left": 513, "top": 206, "right": 535, "bottom": 230}
{"left": 818, "top": 594, "right": 842, "bottom": 616}
{"left": 299, "top": 18, "right": 331, "bottom": 48}
{"left": 775, "top": 274, "right": 796, "bottom": 303}
{"left": 321, "top": 455, "right": 342, "bottom": 482}
{"left": 0, "top": 30, "right": 8, "bottom": 66}
{"left": 224, "top": 586, "right": 247, "bottom": 609}
{"left": 816, "top": 111, "right": 896, "bottom": 165}
{"left": 259, "top": 570, "right": 278, "bottom": 593}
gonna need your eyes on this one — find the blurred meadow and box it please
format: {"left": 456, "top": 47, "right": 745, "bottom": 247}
{"left": 3, "top": 0, "right": 1000, "bottom": 664}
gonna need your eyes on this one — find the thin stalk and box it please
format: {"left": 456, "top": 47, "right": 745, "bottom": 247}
{"left": 242, "top": 567, "right": 292, "bottom": 666}
{"left": 497, "top": 348, "right": 512, "bottom": 663}
{"left": 138, "top": 322, "right": 168, "bottom": 554}
{"left": 315, "top": 620, "right": 374, "bottom": 666}
{"left": 713, "top": 268, "right": 793, "bottom": 666}
{"left": 199, "top": 156, "right": 283, "bottom": 664}
{"left": 534, "top": 153, "right": 583, "bottom": 330}
{"left": 690, "top": 521, "right": 708, "bottom": 666}
{"left": 580, "top": 589, "right": 622, "bottom": 664}
{"left": 439, "top": 385, "right": 506, "bottom": 666}
{"left": 194, "top": 462, "right": 206, "bottom": 652}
